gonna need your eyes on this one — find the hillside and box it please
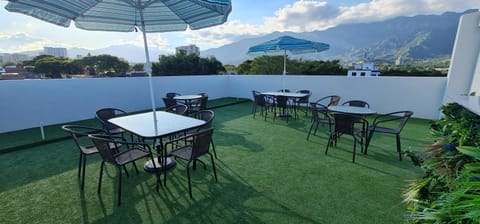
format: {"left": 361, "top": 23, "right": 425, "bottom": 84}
{"left": 203, "top": 9, "right": 477, "bottom": 65}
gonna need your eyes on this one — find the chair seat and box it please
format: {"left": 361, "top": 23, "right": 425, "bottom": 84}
{"left": 369, "top": 126, "right": 396, "bottom": 134}
{"left": 109, "top": 128, "right": 125, "bottom": 134}
{"left": 115, "top": 149, "right": 150, "bottom": 166}
{"left": 169, "top": 146, "right": 193, "bottom": 160}
{"left": 81, "top": 145, "right": 99, "bottom": 155}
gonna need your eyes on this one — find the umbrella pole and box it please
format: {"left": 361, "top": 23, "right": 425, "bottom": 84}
{"left": 283, "top": 50, "right": 287, "bottom": 91}
{"left": 141, "top": 26, "right": 159, "bottom": 135}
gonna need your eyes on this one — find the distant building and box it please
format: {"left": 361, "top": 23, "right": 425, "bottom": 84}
{"left": 395, "top": 56, "right": 404, "bottom": 65}
{"left": 43, "top": 47, "right": 68, "bottom": 58}
{"left": 176, "top": 44, "right": 200, "bottom": 56}
{"left": 2, "top": 53, "right": 32, "bottom": 63}
{"left": 347, "top": 62, "right": 381, "bottom": 77}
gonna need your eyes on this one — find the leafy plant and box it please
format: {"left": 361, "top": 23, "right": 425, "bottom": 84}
{"left": 404, "top": 103, "right": 480, "bottom": 223}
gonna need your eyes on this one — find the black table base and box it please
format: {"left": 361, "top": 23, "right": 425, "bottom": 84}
{"left": 144, "top": 157, "right": 176, "bottom": 172}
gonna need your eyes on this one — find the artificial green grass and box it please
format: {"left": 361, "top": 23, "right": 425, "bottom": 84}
{"left": 0, "top": 97, "right": 249, "bottom": 152}
{"left": 0, "top": 102, "right": 432, "bottom": 223}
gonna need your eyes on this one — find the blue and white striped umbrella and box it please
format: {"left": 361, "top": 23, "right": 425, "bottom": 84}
{"left": 248, "top": 36, "right": 329, "bottom": 89}
{"left": 5, "top": 0, "right": 232, "bottom": 134}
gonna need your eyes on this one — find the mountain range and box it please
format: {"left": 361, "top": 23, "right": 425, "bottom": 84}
{"left": 203, "top": 9, "right": 477, "bottom": 65}
{"left": 3, "top": 9, "right": 476, "bottom": 66}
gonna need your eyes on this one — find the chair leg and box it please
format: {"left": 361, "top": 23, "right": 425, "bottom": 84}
{"left": 78, "top": 152, "right": 83, "bottom": 177}
{"left": 211, "top": 139, "right": 218, "bottom": 159}
{"left": 209, "top": 153, "right": 218, "bottom": 182}
{"left": 98, "top": 161, "right": 105, "bottom": 194}
{"left": 117, "top": 166, "right": 122, "bottom": 206}
{"left": 325, "top": 133, "right": 334, "bottom": 155}
{"left": 186, "top": 160, "right": 193, "bottom": 199}
{"left": 132, "top": 161, "right": 139, "bottom": 175}
{"left": 306, "top": 121, "right": 316, "bottom": 140}
{"left": 352, "top": 138, "right": 357, "bottom": 163}
{"left": 365, "top": 131, "right": 374, "bottom": 155}
{"left": 396, "top": 134, "right": 402, "bottom": 161}
{"left": 81, "top": 155, "right": 87, "bottom": 190}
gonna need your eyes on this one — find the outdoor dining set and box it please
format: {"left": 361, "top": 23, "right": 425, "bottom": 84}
{"left": 62, "top": 92, "right": 216, "bottom": 205}
{"left": 252, "top": 89, "right": 414, "bottom": 163}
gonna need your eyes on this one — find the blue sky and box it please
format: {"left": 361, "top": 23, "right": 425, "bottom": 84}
{"left": 0, "top": 0, "right": 477, "bottom": 54}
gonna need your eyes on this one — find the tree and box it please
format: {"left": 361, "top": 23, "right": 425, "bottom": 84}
{"left": 152, "top": 51, "right": 225, "bottom": 76}
{"left": 34, "top": 56, "right": 69, "bottom": 78}
{"left": 131, "top": 63, "right": 144, "bottom": 71}
{"left": 237, "top": 56, "right": 346, "bottom": 75}
{"left": 79, "top": 55, "right": 129, "bottom": 76}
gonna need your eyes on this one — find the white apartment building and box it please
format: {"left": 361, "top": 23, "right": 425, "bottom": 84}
{"left": 43, "top": 47, "right": 68, "bottom": 58}
{"left": 176, "top": 44, "right": 200, "bottom": 56}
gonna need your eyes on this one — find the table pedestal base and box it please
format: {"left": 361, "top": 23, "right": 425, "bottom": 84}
{"left": 144, "top": 157, "right": 176, "bottom": 172}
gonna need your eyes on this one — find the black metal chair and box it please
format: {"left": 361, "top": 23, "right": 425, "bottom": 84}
{"left": 61, "top": 125, "right": 105, "bottom": 190}
{"left": 273, "top": 95, "right": 291, "bottom": 122}
{"left": 313, "top": 95, "right": 341, "bottom": 108}
{"left": 295, "top": 90, "right": 312, "bottom": 117}
{"left": 165, "top": 104, "right": 188, "bottom": 115}
{"left": 95, "top": 108, "right": 128, "bottom": 136}
{"left": 88, "top": 134, "right": 159, "bottom": 205}
{"left": 306, "top": 103, "right": 334, "bottom": 140}
{"left": 188, "top": 93, "right": 208, "bottom": 114}
{"left": 163, "top": 97, "right": 178, "bottom": 109}
{"left": 366, "top": 111, "right": 414, "bottom": 160}
{"left": 166, "top": 92, "right": 181, "bottom": 99}
{"left": 252, "top": 91, "right": 271, "bottom": 120}
{"left": 165, "top": 128, "right": 217, "bottom": 199}
{"left": 325, "top": 113, "right": 369, "bottom": 163}
{"left": 342, "top": 100, "right": 370, "bottom": 108}
{"left": 190, "top": 110, "right": 217, "bottom": 159}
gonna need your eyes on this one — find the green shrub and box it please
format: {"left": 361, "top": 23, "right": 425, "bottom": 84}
{"left": 404, "top": 103, "right": 480, "bottom": 223}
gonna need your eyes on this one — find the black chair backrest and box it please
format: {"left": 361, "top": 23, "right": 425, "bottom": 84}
{"left": 62, "top": 125, "right": 103, "bottom": 151}
{"left": 166, "top": 92, "right": 181, "bottom": 99}
{"left": 192, "top": 110, "right": 214, "bottom": 129}
{"left": 253, "top": 92, "right": 267, "bottom": 106}
{"left": 88, "top": 134, "right": 118, "bottom": 164}
{"left": 198, "top": 93, "right": 208, "bottom": 110}
{"left": 96, "top": 108, "right": 127, "bottom": 132}
{"left": 191, "top": 128, "right": 214, "bottom": 159}
{"left": 333, "top": 113, "right": 360, "bottom": 136}
{"left": 396, "top": 111, "right": 414, "bottom": 132}
{"left": 276, "top": 95, "right": 289, "bottom": 107}
{"left": 163, "top": 97, "right": 177, "bottom": 108}
{"left": 315, "top": 95, "right": 341, "bottom": 107}
{"left": 296, "top": 90, "right": 311, "bottom": 103}
{"left": 165, "top": 104, "right": 188, "bottom": 115}
{"left": 329, "top": 96, "right": 341, "bottom": 106}
{"left": 342, "top": 100, "right": 370, "bottom": 108}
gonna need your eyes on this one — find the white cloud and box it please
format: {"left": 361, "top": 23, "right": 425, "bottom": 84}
{"left": 0, "top": 33, "right": 48, "bottom": 52}
{"left": 186, "top": 0, "right": 478, "bottom": 48}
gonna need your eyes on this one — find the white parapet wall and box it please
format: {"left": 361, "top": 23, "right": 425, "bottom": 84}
{"left": 228, "top": 75, "right": 446, "bottom": 120}
{"left": 0, "top": 74, "right": 446, "bottom": 133}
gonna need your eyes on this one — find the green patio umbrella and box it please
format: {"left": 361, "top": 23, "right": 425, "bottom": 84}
{"left": 4, "top": 0, "right": 232, "bottom": 134}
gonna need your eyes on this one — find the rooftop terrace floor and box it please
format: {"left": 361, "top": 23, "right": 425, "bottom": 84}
{"left": 0, "top": 99, "right": 433, "bottom": 223}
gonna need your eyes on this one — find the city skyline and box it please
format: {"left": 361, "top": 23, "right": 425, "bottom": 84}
{"left": 0, "top": 0, "right": 477, "bottom": 54}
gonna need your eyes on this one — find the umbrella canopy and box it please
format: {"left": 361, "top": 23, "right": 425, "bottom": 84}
{"left": 247, "top": 35, "right": 329, "bottom": 90}
{"left": 5, "top": 0, "right": 232, "bottom": 134}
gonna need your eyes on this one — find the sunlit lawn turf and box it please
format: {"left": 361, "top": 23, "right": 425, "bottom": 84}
{"left": 0, "top": 99, "right": 432, "bottom": 223}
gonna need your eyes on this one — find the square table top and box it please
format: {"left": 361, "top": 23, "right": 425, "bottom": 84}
{"left": 109, "top": 111, "right": 205, "bottom": 138}
{"left": 328, "top": 105, "right": 376, "bottom": 115}
{"left": 261, "top": 91, "right": 309, "bottom": 98}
